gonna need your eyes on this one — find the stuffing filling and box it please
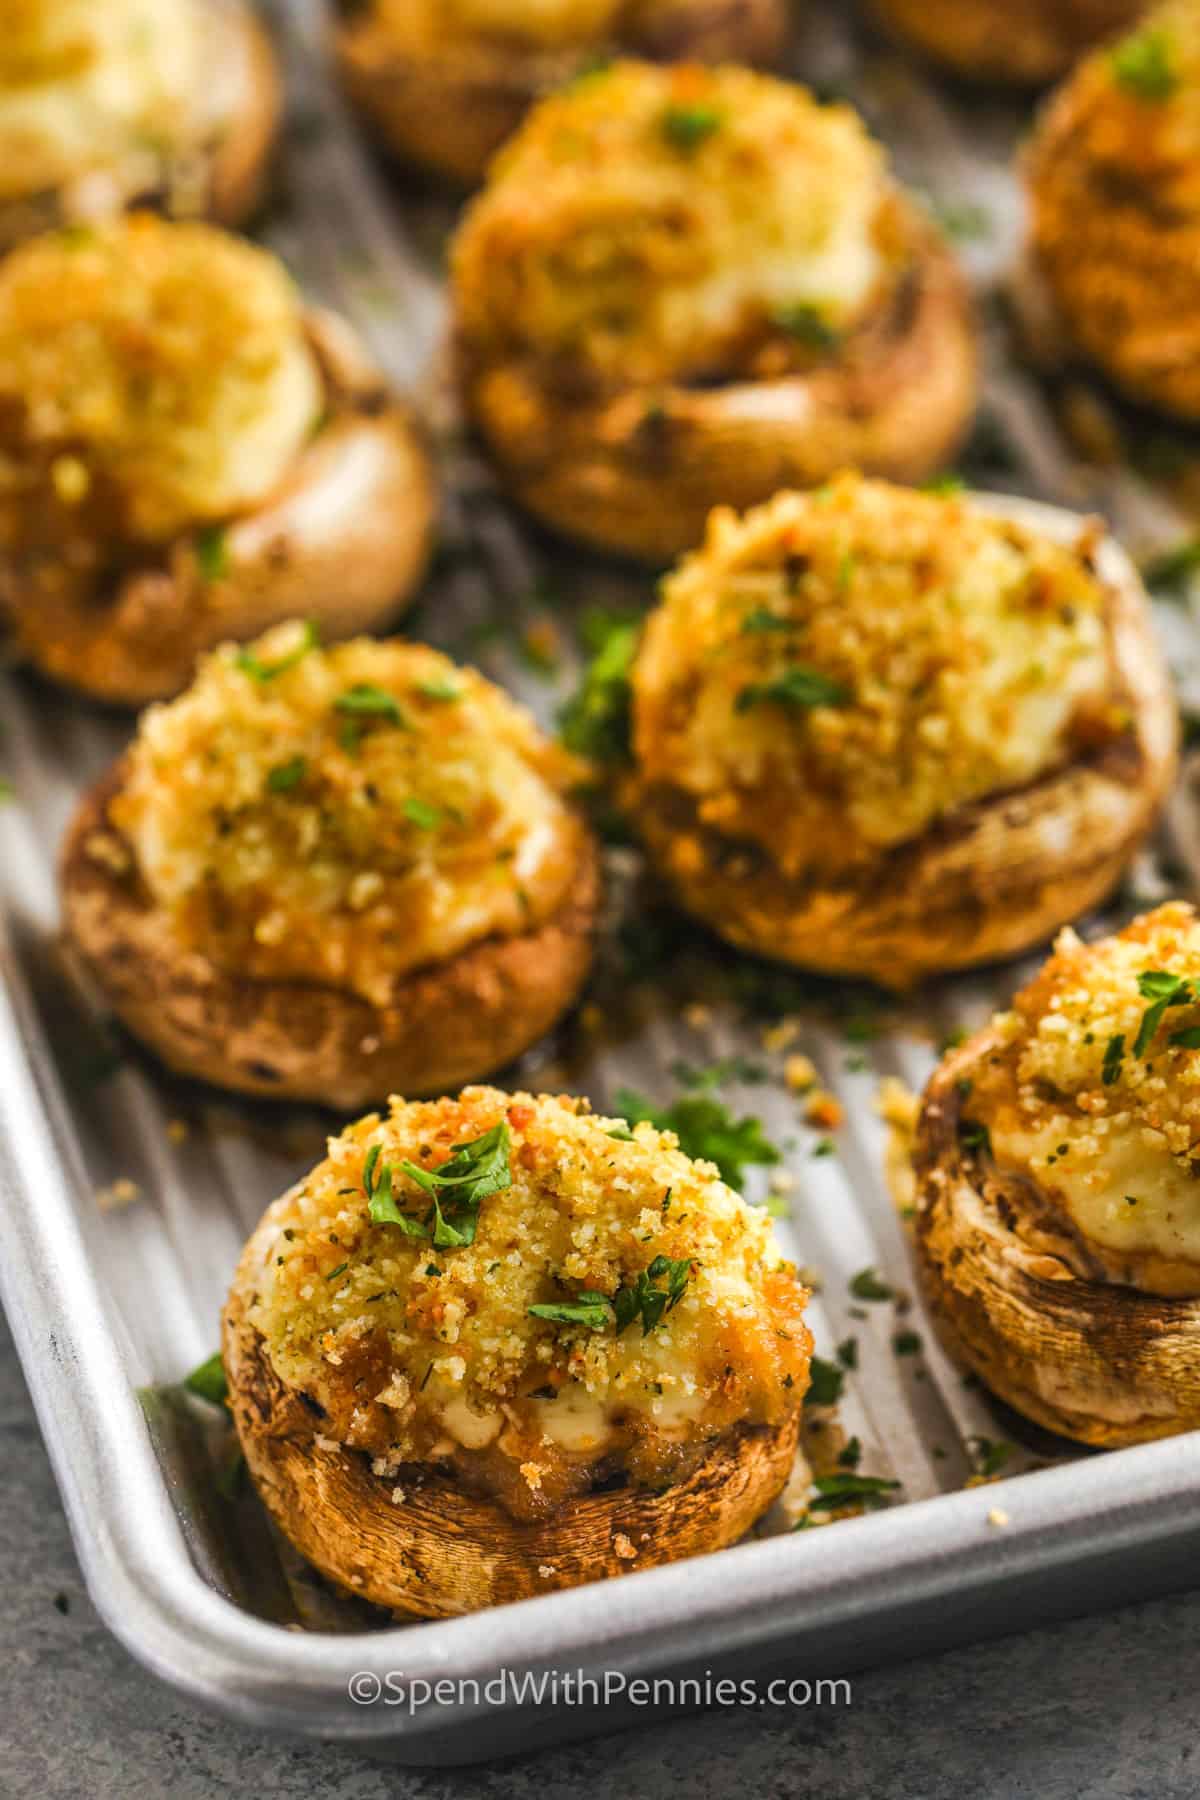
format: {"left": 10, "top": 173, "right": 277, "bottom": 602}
{"left": 632, "top": 474, "right": 1125, "bottom": 877}
{"left": 453, "top": 60, "right": 905, "bottom": 391}
{"left": 108, "top": 629, "right": 590, "bottom": 1004}
{"left": 0, "top": 214, "right": 321, "bottom": 540}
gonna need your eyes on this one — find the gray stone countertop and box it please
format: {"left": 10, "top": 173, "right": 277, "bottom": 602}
{"left": 2, "top": 1304, "right": 1196, "bottom": 1800}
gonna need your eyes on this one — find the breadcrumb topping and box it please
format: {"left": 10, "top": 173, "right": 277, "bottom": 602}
{"left": 0, "top": 214, "right": 321, "bottom": 540}
{"left": 238, "top": 1088, "right": 810, "bottom": 1514}
{"left": 1029, "top": 0, "right": 1200, "bottom": 419}
{"left": 632, "top": 475, "right": 1121, "bottom": 872}
{"left": 972, "top": 904, "right": 1200, "bottom": 1292}
{"left": 453, "top": 60, "right": 896, "bottom": 389}
{"left": 109, "top": 629, "right": 589, "bottom": 1004}
{"left": 0, "top": 0, "right": 203, "bottom": 200}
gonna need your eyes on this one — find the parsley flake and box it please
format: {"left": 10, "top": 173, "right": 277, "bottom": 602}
{"left": 735, "top": 666, "right": 850, "bottom": 713}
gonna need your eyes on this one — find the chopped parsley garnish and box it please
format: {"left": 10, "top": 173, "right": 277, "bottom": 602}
{"left": 849, "top": 1267, "right": 893, "bottom": 1302}
{"left": 1142, "top": 539, "right": 1200, "bottom": 594}
{"left": 836, "top": 1336, "right": 859, "bottom": 1370}
{"left": 922, "top": 472, "right": 966, "bottom": 496}
{"left": 1102, "top": 1032, "right": 1125, "bottom": 1085}
{"left": 930, "top": 197, "right": 992, "bottom": 242}
{"left": 266, "top": 756, "right": 307, "bottom": 794}
{"left": 335, "top": 683, "right": 405, "bottom": 724}
{"left": 558, "top": 609, "right": 639, "bottom": 764}
{"left": 893, "top": 1330, "right": 922, "bottom": 1357}
{"left": 236, "top": 620, "right": 318, "bottom": 682}
{"left": 362, "top": 1125, "right": 512, "bottom": 1248}
{"left": 957, "top": 1118, "right": 991, "bottom": 1157}
{"left": 1169, "top": 1026, "right": 1200, "bottom": 1050}
{"left": 612, "top": 1255, "right": 691, "bottom": 1335}
{"left": 661, "top": 102, "right": 722, "bottom": 150}
{"left": 416, "top": 677, "right": 462, "bottom": 701}
{"left": 772, "top": 302, "right": 840, "bottom": 349}
{"left": 1133, "top": 969, "right": 1198, "bottom": 1057}
{"left": 837, "top": 1436, "right": 862, "bottom": 1469}
{"left": 808, "top": 1472, "right": 901, "bottom": 1512}
{"left": 740, "top": 607, "right": 795, "bottom": 634}
{"left": 528, "top": 1292, "right": 613, "bottom": 1330}
{"left": 805, "top": 1354, "right": 845, "bottom": 1407}
{"left": 362, "top": 1144, "right": 430, "bottom": 1239}
{"left": 735, "top": 666, "right": 850, "bottom": 713}
{"left": 195, "top": 524, "right": 229, "bottom": 583}
{"left": 399, "top": 1122, "right": 513, "bottom": 1249}
{"left": 1111, "top": 27, "right": 1177, "bottom": 100}
{"left": 670, "top": 1055, "right": 767, "bottom": 1091}
{"left": 529, "top": 1257, "right": 691, "bottom": 1337}
{"left": 183, "top": 1351, "right": 227, "bottom": 1406}
{"left": 403, "top": 797, "right": 441, "bottom": 830}
{"left": 614, "top": 1088, "right": 779, "bottom": 1188}
{"left": 968, "top": 1436, "right": 1013, "bottom": 1478}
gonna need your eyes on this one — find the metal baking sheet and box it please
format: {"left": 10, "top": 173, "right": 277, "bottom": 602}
{"left": 4, "top": 0, "right": 1200, "bottom": 1763}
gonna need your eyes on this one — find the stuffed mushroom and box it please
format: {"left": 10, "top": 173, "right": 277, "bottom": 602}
{"left": 61, "top": 631, "right": 600, "bottom": 1107}
{"left": 0, "top": 214, "right": 436, "bottom": 705}
{"left": 0, "top": 0, "right": 280, "bottom": 250}
{"left": 869, "top": 0, "right": 1143, "bottom": 87}
{"left": 628, "top": 475, "right": 1177, "bottom": 988}
{"left": 332, "top": 0, "right": 789, "bottom": 187}
{"left": 223, "top": 1085, "right": 811, "bottom": 1616}
{"left": 915, "top": 903, "right": 1200, "bottom": 1446}
{"left": 452, "top": 62, "right": 977, "bottom": 562}
{"left": 1025, "top": 3, "right": 1200, "bottom": 423}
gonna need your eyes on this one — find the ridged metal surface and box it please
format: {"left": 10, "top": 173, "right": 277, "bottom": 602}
{"left": 2, "top": 0, "right": 1200, "bottom": 1761}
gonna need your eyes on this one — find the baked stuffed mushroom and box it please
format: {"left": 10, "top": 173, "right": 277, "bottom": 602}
{"left": 452, "top": 62, "right": 977, "bottom": 562}
{"left": 0, "top": 214, "right": 436, "bottom": 705}
{"left": 869, "top": 0, "right": 1143, "bottom": 86}
{"left": 223, "top": 1086, "right": 811, "bottom": 1616}
{"left": 61, "top": 631, "right": 600, "bottom": 1106}
{"left": 333, "top": 0, "right": 789, "bottom": 187}
{"left": 628, "top": 475, "right": 1177, "bottom": 988}
{"left": 0, "top": 0, "right": 280, "bottom": 250}
{"left": 915, "top": 903, "right": 1200, "bottom": 1446}
{"left": 1025, "top": 3, "right": 1200, "bottom": 423}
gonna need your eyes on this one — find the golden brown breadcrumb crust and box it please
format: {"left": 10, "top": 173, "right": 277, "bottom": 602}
{"left": 1028, "top": 4, "right": 1200, "bottom": 420}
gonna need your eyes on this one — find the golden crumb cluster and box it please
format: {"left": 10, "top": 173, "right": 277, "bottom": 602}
{"left": 237, "top": 1088, "right": 808, "bottom": 1510}
{"left": 632, "top": 475, "right": 1120, "bottom": 872}
{"left": 975, "top": 904, "right": 1200, "bottom": 1291}
{"left": 0, "top": 0, "right": 203, "bottom": 201}
{"left": 452, "top": 60, "right": 895, "bottom": 389}
{"left": 110, "top": 629, "right": 588, "bottom": 1005}
{"left": 1029, "top": 0, "right": 1200, "bottom": 420}
{"left": 0, "top": 214, "right": 321, "bottom": 540}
